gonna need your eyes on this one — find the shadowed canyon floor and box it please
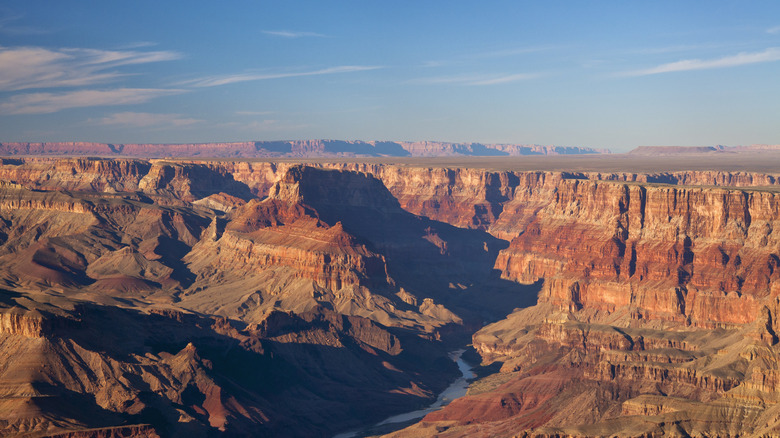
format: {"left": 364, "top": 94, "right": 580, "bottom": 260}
{"left": 0, "top": 153, "right": 779, "bottom": 437}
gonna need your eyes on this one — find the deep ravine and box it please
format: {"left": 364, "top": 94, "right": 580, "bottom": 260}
{"left": 333, "top": 349, "right": 476, "bottom": 438}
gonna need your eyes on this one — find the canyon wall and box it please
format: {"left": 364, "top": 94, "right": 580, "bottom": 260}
{"left": 3, "top": 157, "right": 780, "bottom": 437}
{"left": 3, "top": 157, "right": 779, "bottom": 330}
{"left": 495, "top": 179, "right": 780, "bottom": 328}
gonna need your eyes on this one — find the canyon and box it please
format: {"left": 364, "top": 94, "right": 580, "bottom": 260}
{"left": 0, "top": 151, "right": 779, "bottom": 436}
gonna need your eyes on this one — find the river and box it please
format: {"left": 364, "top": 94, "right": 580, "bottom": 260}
{"left": 333, "top": 349, "right": 475, "bottom": 438}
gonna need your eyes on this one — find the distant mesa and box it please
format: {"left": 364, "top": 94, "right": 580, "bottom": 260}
{"left": 0, "top": 140, "right": 609, "bottom": 158}
{"left": 630, "top": 144, "right": 780, "bottom": 155}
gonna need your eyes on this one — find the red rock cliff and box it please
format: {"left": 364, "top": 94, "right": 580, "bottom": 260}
{"left": 496, "top": 179, "right": 780, "bottom": 327}
{"left": 3, "top": 158, "right": 780, "bottom": 329}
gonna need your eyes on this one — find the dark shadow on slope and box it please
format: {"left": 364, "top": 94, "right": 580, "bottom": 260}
{"left": 153, "top": 236, "right": 196, "bottom": 288}
{"left": 24, "top": 239, "right": 96, "bottom": 288}
{"left": 372, "top": 141, "right": 412, "bottom": 156}
{"left": 288, "top": 167, "right": 540, "bottom": 326}
{"left": 28, "top": 382, "right": 134, "bottom": 431}
{"left": 255, "top": 141, "right": 294, "bottom": 154}
{"left": 321, "top": 140, "right": 378, "bottom": 156}
{"left": 182, "top": 164, "right": 256, "bottom": 201}
{"left": 53, "top": 303, "right": 455, "bottom": 438}
{"left": 297, "top": 140, "right": 412, "bottom": 157}
{"left": 148, "top": 163, "right": 255, "bottom": 201}
{"left": 0, "top": 288, "right": 24, "bottom": 307}
{"left": 467, "top": 143, "right": 510, "bottom": 156}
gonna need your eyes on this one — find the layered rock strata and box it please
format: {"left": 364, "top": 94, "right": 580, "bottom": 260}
{"left": 495, "top": 179, "right": 780, "bottom": 328}
{"left": 1, "top": 157, "right": 780, "bottom": 437}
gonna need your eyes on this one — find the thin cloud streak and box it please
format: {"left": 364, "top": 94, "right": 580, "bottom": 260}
{"left": 412, "top": 72, "right": 540, "bottom": 86}
{"left": 182, "top": 65, "right": 382, "bottom": 87}
{"left": 419, "top": 45, "right": 562, "bottom": 69}
{"left": 0, "top": 13, "right": 49, "bottom": 35}
{"left": 0, "top": 24, "right": 49, "bottom": 35}
{"left": 628, "top": 44, "right": 722, "bottom": 55}
{"left": 620, "top": 47, "right": 780, "bottom": 76}
{"left": 0, "top": 45, "right": 182, "bottom": 91}
{"left": 116, "top": 41, "right": 159, "bottom": 49}
{"left": 768, "top": 26, "right": 780, "bottom": 34}
{"left": 235, "top": 110, "right": 275, "bottom": 116}
{"left": 0, "top": 88, "right": 185, "bottom": 115}
{"left": 470, "top": 73, "right": 541, "bottom": 85}
{"left": 262, "top": 30, "right": 327, "bottom": 38}
{"left": 93, "top": 111, "right": 202, "bottom": 127}
{"left": 219, "top": 119, "right": 310, "bottom": 132}
{"left": 474, "top": 45, "right": 563, "bottom": 59}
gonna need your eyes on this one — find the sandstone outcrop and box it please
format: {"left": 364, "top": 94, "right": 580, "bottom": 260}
{"left": 0, "top": 162, "right": 499, "bottom": 436}
{"left": 495, "top": 179, "right": 780, "bottom": 328}
{"left": 0, "top": 157, "right": 150, "bottom": 192}
{"left": 377, "top": 171, "right": 780, "bottom": 436}
{"left": 385, "top": 302, "right": 780, "bottom": 437}
{"left": 0, "top": 299, "right": 457, "bottom": 437}
{"left": 180, "top": 165, "right": 524, "bottom": 333}
{"left": 1, "top": 156, "right": 780, "bottom": 437}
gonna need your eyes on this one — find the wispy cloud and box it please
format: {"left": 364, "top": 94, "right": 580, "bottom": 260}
{"left": 0, "top": 45, "right": 182, "bottom": 91}
{"left": 620, "top": 47, "right": 780, "bottom": 76}
{"left": 470, "top": 73, "right": 541, "bottom": 85}
{"left": 420, "top": 60, "right": 445, "bottom": 68}
{"left": 629, "top": 44, "right": 721, "bottom": 55}
{"left": 181, "top": 65, "right": 382, "bottom": 87}
{"left": 0, "top": 13, "right": 49, "bottom": 35}
{"left": 0, "top": 88, "right": 185, "bottom": 115}
{"left": 262, "top": 30, "right": 327, "bottom": 38}
{"left": 474, "top": 45, "right": 563, "bottom": 59}
{"left": 92, "top": 111, "right": 201, "bottom": 127}
{"left": 235, "top": 110, "right": 275, "bottom": 116}
{"left": 419, "top": 46, "right": 561, "bottom": 69}
{"left": 220, "top": 119, "right": 309, "bottom": 132}
{"left": 115, "top": 41, "right": 159, "bottom": 49}
{"left": 768, "top": 26, "right": 780, "bottom": 34}
{"left": 412, "top": 72, "right": 540, "bottom": 86}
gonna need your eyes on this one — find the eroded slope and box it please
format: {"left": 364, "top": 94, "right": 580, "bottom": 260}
{"left": 2, "top": 156, "right": 780, "bottom": 437}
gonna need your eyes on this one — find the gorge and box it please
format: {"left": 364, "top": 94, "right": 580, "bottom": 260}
{"left": 0, "top": 151, "right": 779, "bottom": 437}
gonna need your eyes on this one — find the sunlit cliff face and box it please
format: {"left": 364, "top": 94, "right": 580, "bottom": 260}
{"left": 1, "top": 156, "right": 780, "bottom": 437}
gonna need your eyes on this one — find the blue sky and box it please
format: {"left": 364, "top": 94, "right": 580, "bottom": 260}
{"left": 0, "top": 1, "right": 778, "bottom": 152}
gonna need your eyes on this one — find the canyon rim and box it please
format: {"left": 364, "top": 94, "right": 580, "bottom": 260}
{"left": 0, "top": 145, "right": 779, "bottom": 437}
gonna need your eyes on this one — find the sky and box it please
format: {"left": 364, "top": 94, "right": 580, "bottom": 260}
{"left": 0, "top": 1, "right": 779, "bottom": 152}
